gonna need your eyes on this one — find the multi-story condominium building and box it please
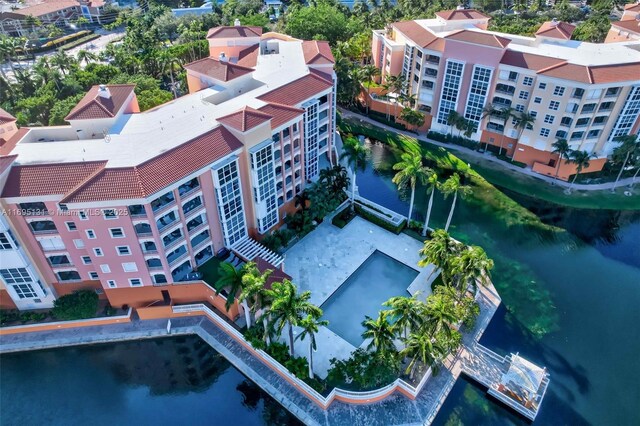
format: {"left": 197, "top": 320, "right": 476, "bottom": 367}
{"left": 372, "top": 8, "right": 640, "bottom": 180}
{"left": 0, "top": 25, "right": 336, "bottom": 310}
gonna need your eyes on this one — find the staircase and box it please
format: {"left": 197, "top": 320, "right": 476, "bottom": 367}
{"left": 231, "top": 237, "right": 284, "bottom": 268}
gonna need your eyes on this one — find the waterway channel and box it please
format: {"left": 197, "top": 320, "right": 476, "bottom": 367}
{"left": 1, "top": 139, "right": 639, "bottom": 425}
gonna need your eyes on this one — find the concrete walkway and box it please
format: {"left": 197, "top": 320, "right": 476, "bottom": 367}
{"left": 339, "top": 109, "right": 639, "bottom": 191}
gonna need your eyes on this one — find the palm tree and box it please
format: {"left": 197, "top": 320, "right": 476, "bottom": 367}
{"left": 361, "top": 310, "right": 396, "bottom": 355}
{"left": 400, "top": 331, "right": 445, "bottom": 380}
{"left": 567, "top": 150, "right": 595, "bottom": 192}
{"left": 383, "top": 295, "right": 423, "bottom": 340}
{"left": 214, "top": 261, "right": 246, "bottom": 312}
{"left": 296, "top": 313, "right": 328, "bottom": 379}
{"left": 551, "top": 138, "right": 571, "bottom": 181}
{"left": 441, "top": 173, "right": 472, "bottom": 232}
{"left": 423, "top": 289, "right": 458, "bottom": 338}
{"left": 513, "top": 111, "right": 536, "bottom": 155}
{"left": 481, "top": 104, "right": 500, "bottom": 151}
{"left": 50, "top": 49, "right": 74, "bottom": 75}
{"left": 267, "top": 279, "right": 321, "bottom": 357}
{"left": 381, "top": 79, "right": 393, "bottom": 120}
{"left": 451, "top": 245, "right": 494, "bottom": 295}
{"left": 611, "top": 135, "right": 639, "bottom": 191}
{"left": 399, "top": 107, "right": 425, "bottom": 130}
{"left": 418, "top": 229, "right": 461, "bottom": 286}
{"left": 340, "top": 136, "right": 368, "bottom": 211}
{"left": 159, "top": 48, "right": 181, "bottom": 99}
{"left": 422, "top": 172, "right": 439, "bottom": 237}
{"left": 359, "top": 64, "right": 380, "bottom": 114}
{"left": 239, "top": 263, "right": 272, "bottom": 329}
{"left": 496, "top": 107, "right": 516, "bottom": 156}
{"left": 446, "top": 110, "right": 462, "bottom": 137}
{"left": 76, "top": 49, "right": 97, "bottom": 66}
{"left": 392, "top": 151, "right": 431, "bottom": 221}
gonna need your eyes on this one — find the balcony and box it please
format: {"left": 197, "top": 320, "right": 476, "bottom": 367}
{"left": 495, "top": 84, "right": 515, "bottom": 96}
{"left": 195, "top": 245, "right": 213, "bottom": 266}
{"left": 187, "top": 215, "right": 206, "bottom": 234}
{"left": 425, "top": 55, "right": 440, "bottom": 65}
{"left": 190, "top": 229, "right": 210, "bottom": 249}
{"left": 146, "top": 258, "right": 164, "bottom": 271}
{"left": 29, "top": 220, "right": 58, "bottom": 235}
{"left": 182, "top": 196, "right": 203, "bottom": 216}
{"left": 135, "top": 223, "right": 153, "bottom": 237}
{"left": 56, "top": 270, "right": 81, "bottom": 282}
{"left": 48, "top": 255, "right": 72, "bottom": 268}
{"left": 156, "top": 211, "right": 178, "bottom": 232}
{"left": 178, "top": 178, "right": 200, "bottom": 198}
{"left": 19, "top": 202, "right": 49, "bottom": 216}
{"left": 167, "top": 245, "right": 189, "bottom": 266}
{"left": 151, "top": 192, "right": 176, "bottom": 214}
{"left": 424, "top": 68, "right": 438, "bottom": 78}
{"left": 141, "top": 241, "right": 158, "bottom": 254}
{"left": 163, "top": 228, "right": 184, "bottom": 249}
{"left": 492, "top": 97, "right": 512, "bottom": 108}
{"left": 128, "top": 204, "right": 147, "bottom": 218}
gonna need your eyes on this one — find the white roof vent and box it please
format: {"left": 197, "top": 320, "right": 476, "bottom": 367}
{"left": 550, "top": 18, "right": 559, "bottom": 27}
{"left": 219, "top": 52, "right": 228, "bottom": 62}
{"left": 234, "top": 18, "right": 241, "bottom": 26}
{"left": 97, "top": 84, "right": 111, "bottom": 99}
{"left": 456, "top": 5, "right": 464, "bottom": 10}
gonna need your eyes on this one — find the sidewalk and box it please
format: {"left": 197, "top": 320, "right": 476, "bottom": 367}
{"left": 339, "top": 109, "right": 638, "bottom": 192}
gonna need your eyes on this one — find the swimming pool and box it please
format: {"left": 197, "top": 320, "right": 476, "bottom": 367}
{"left": 320, "top": 250, "right": 419, "bottom": 347}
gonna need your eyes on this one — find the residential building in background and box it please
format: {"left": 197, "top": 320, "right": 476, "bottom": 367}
{"left": 371, "top": 8, "right": 640, "bottom": 179}
{"left": 0, "top": 24, "right": 336, "bottom": 310}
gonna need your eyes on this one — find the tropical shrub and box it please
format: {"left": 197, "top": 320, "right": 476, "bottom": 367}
{"left": 51, "top": 290, "right": 98, "bottom": 320}
{"left": 261, "top": 228, "right": 295, "bottom": 252}
{"left": 354, "top": 204, "right": 405, "bottom": 234}
{"left": 266, "top": 341, "right": 290, "bottom": 364}
{"left": 331, "top": 206, "right": 355, "bottom": 228}
{"left": 243, "top": 323, "right": 267, "bottom": 350}
{"left": 284, "top": 356, "right": 309, "bottom": 379}
{"left": 427, "top": 131, "right": 479, "bottom": 150}
{"left": 326, "top": 349, "right": 401, "bottom": 391}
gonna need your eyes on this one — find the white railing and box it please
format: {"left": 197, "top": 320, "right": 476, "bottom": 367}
{"left": 172, "top": 303, "right": 436, "bottom": 409}
{"left": 354, "top": 195, "right": 405, "bottom": 226}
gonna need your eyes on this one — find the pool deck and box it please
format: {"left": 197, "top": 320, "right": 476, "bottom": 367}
{"left": 282, "top": 216, "right": 437, "bottom": 377}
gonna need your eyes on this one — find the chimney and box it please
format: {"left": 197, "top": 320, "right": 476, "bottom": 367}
{"left": 550, "top": 18, "right": 559, "bottom": 27}
{"left": 456, "top": 5, "right": 464, "bottom": 10}
{"left": 234, "top": 18, "right": 241, "bottom": 27}
{"left": 97, "top": 84, "right": 111, "bottom": 99}
{"left": 219, "top": 52, "right": 228, "bottom": 62}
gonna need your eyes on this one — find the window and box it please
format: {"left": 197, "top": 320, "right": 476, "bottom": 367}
{"left": 100, "top": 264, "right": 111, "bottom": 273}
{"left": 518, "top": 91, "right": 529, "bottom": 100}
{"left": 576, "top": 117, "right": 590, "bottom": 127}
{"left": 94, "top": 248, "right": 103, "bottom": 257}
{"left": 122, "top": 262, "right": 138, "bottom": 272}
{"left": 0, "top": 268, "right": 37, "bottom": 299}
{"left": 128, "top": 205, "right": 146, "bottom": 217}
{"left": 178, "top": 177, "right": 200, "bottom": 196}
{"left": 415, "top": 62, "right": 421, "bottom": 72}
{"left": 413, "top": 74, "right": 419, "bottom": 83}
{"left": 587, "top": 129, "right": 601, "bottom": 139}
{"left": 538, "top": 82, "right": 546, "bottom": 90}
{"left": 599, "top": 102, "right": 614, "bottom": 111}
{"left": 539, "top": 128, "right": 550, "bottom": 138}
{"left": 549, "top": 101, "right": 560, "bottom": 111}
{"left": 436, "top": 60, "right": 465, "bottom": 125}
{"left": 109, "top": 228, "right": 124, "bottom": 238}
{"left": 79, "top": 211, "right": 88, "bottom": 220}
{"left": 522, "top": 76, "right": 533, "bottom": 86}
{"left": 566, "top": 103, "right": 579, "bottom": 113}
{"left": 605, "top": 87, "right": 620, "bottom": 97}
{"left": 107, "top": 280, "right": 117, "bottom": 288}
{"left": 553, "top": 86, "right": 565, "bottom": 96}
{"left": 103, "top": 209, "right": 117, "bottom": 220}
{"left": 581, "top": 103, "right": 596, "bottom": 114}
{"left": 0, "top": 233, "right": 12, "bottom": 250}
{"left": 560, "top": 116, "right": 572, "bottom": 127}
{"left": 534, "top": 97, "right": 542, "bottom": 104}
{"left": 81, "top": 256, "right": 92, "bottom": 265}
{"left": 89, "top": 271, "right": 99, "bottom": 280}
{"left": 570, "top": 131, "right": 584, "bottom": 140}
{"left": 65, "top": 222, "right": 77, "bottom": 231}
{"left": 544, "top": 114, "right": 555, "bottom": 124}
{"left": 586, "top": 89, "right": 602, "bottom": 100}
{"left": 572, "top": 88, "right": 585, "bottom": 99}
{"left": 57, "top": 270, "right": 81, "bottom": 281}
{"left": 86, "top": 229, "right": 96, "bottom": 239}
{"left": 555, "top": 130, "right": 567, "bottom": 139}
{"left": 530, "top": 111, "right": 538, "bottom": 118}
{"left": 29, "top": 220, "right": 57, "bottom": 234}
{"left": 508, "top": 71, "right": 518, "bottom": 82}
{"left": 593, "top": 116, "right": 607, "bottom": 125}
{"left": 116, "top": 246, "right": 131, "bottom": 256}
{"left": 515, "top": 104, "right": 525, "bottom": 113}
{"left": 73, "top": 239, "right": 85, "bottom": 249}
{"left": 129, "top": 278, "right": 143, "bottom": 287}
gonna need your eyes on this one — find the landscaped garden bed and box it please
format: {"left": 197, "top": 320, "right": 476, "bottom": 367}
{"left": 331, "top": 205, "right": 356, "bottom": 229}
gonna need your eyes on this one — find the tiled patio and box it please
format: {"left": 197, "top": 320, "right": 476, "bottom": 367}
{"left": 282, "top": 216, "right": 437, "bottom": 377}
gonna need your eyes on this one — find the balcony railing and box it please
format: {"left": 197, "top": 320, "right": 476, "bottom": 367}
{"left": 48, "top": 260, "right": 73, "bottom": 268}
{"left": 163, "top": 234, "right": 185, "bottom": 251}
{"left": 152, "top": 200, "right": 176, "bottom": 216}
{"left": 168, "top": 250, "right": 189, "bottom": 267}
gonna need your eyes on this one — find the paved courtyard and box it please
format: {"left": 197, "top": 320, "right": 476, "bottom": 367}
{"left": 282, "top": 215, "right": 437, "bottom": 378}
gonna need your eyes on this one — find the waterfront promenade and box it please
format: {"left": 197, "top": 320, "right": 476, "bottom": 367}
{"left": 0, "top": 280, "right": 508, "bottom": 426}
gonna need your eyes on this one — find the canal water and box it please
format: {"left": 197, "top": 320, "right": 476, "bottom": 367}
{"left": 0, "top": 336, "right": 301, "bottom": 426}
{"left": 1, "top": 140, "right": 638, "bottom": 425}
{"left": 357, "top": 139, "right": 640, "bottom": 426}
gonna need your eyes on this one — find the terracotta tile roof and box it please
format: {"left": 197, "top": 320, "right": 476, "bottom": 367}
{"left": 0, "top": 127, "right": 30, "bottom": 156}
{"left": 392, "top": 21, "right": 444, "bottom": 50}
{"left": 207, "top": 26, "right": 262, "bottom": 39}
{"left": 0, "top": 155, "right": 17, "bottom": 175}
{"left": 1, "top": 161, "right": 107, "bottom": 198}
{"left": 257, "top": 103, "right": 304, "bottom": 128}
{"left": 256, "top": 257, "right": 291, "bottom": 290}
{"left": 624, "top": 3, "right": 640, "bottom": 12}
{"left": 535, "top": 21, "right": 576, "bottom": 39}
{"left": 0, "top": 107, "right": 16, "bottom": 125}
{"left": 217, "top": 106, "right": 272, "bottom": 132}
{"left": 435, "top": 9, "right": 490, "bottom": 20}
{"left": 62, "top": 127, "right": 243, "bottom": 203}
{"left": 500, "top": 50, "right": 563, "bottom": 71}
{"left": 65, "top": 84, "right": 135, "bottom": 121}
{"left": 13, "top": 0, "right": 79, "bottom": 17}
{"left": 536, "top": 61, "right": 640, "bottom": 84}
{"left": 308, "top": 68, "right": 333, "bottom": 84}
{"left": 611, "top": 18, "right": 640, "bottom": 34}
{"left": 302, "top": 40, "right": 335, "bottom": 64}
{"left": 258, "top": 73, "right": 334, "bottom": 106}
{"left": 183, "top": 57, "right": 253, "bottom": 82}
{"left": 445, "top": 30, "right": 511, "bottom": 48}
{"left": 237, "top": 44, "right": 259, "bottom": 67}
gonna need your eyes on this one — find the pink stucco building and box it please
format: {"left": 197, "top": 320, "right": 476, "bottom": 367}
{"left": 372, "top": 7, "right": 640, "bottom": 180}
{"left": 0, "top": 26, "right": 336, "bottom": 310}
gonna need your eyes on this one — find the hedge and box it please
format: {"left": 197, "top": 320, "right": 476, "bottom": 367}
{"left": 331, "top": 206, "right": 356, "bottom": 228}
{"left": 427, "top": 130, "right": 479, "bottom": 150}
{"left": 60, "top": 34, "right": 101, "bottom": 51}
{"left": 354, "top": 204, "right": 405, "bottom": 234}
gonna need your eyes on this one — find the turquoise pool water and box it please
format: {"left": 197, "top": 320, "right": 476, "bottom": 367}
{"left": 321, "top": 250, "right": 418, "bottom": 347}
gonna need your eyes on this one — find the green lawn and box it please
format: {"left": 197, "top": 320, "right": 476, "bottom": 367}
{"left": 341, "top": 118, "right": 640, "bottom": 211}
{"left": 198, "top": 256, "right": 225, "bottom": 288}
